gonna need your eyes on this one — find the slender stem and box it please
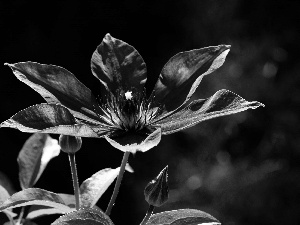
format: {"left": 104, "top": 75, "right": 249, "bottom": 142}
{"left": 140, "top": 205, "right": 155, "bottom": 225}
{"left": 105, "top": 151, "right": 130, "bottom": 216}
{"left": 8, "top": 214, "right": 15, "bottom": 225}
{"left": 16, "top": 207, "right": 24, "bottom": 225}
{"left": 68, "top": 153, "right": 80, "bottom": 210}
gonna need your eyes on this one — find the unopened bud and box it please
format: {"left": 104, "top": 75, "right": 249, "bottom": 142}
{"left": 59, "top": 135, "right": 82, "bottom": 154}
{"left": 144, "top": 166, "right": 169, "bottom": 207}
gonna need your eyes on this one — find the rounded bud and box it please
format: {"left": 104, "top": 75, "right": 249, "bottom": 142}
{"left": 59, "top": 135, "right": 82, "bottom": 154}
{"left": 144, "top": 166, "right": 169, "bottom": 207}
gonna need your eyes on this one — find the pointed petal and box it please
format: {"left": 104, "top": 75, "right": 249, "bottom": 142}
{"left": 151, "top": 45, "right": 230, "bottom": 114}
{"left": 104, "top": 128, "right": 161, "bottom": 153}
{"left": 91, "top": 33, "right": 147, "bottom": 96}
{"left": 153, "top": 90, "right": 264, "bottom": 134}
{"left": 5, "top": 62, "right": 103, "bottom": 124}
{"left": 0, "top": 104, "right": 108, "bottom": 137}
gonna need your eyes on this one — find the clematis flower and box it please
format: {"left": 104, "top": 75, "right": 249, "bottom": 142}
{"left": 1, "top": 34, "right": 263, "bottom": 153}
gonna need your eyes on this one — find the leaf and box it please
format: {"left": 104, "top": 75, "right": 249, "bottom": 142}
{"left": 27, "top": 194, "right": 76, "bottom": 219}
{"left": 0, "top": 185, "right": 10, "bottom": 203}
{"left": 146, "top": 209, "right": 220, "bottom": 225}
{"left": 0, "top": 171, "right": 16, "bottom": 196}
{"left": 23, "top": 220, "right": 38, "bottom": 225}
{"left": 18, "top": 133, "right": 45, "bottom": 189}
{"left": 51, "top": 208, "right": 114, "bottom": 225}
{"left": 18, "top": 133, "right": 60, "bottom": 189}
{"left": 37, "top": 135, "right": 61, "bottom": 184}
{"left": 80, "top": 167, "right": 121, "bottom": 208}
{"left": 0, "top": 188, "right": 73, "bottom": 213}
{"left": 27, "top": 206, "right": 67, "bottom": 219}
{"left": 0, "top": 185, "right": 17, "bottom": 219}
{"left": 155, "top": 89, "right": 264, "bottom": 135}
{"left": 58, "top": 194, "right": 76, "bottom": 208}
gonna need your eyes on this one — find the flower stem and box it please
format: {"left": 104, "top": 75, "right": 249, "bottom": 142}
{"left": 105, "top": 151, "right": 130, "bottom": 216}
{"left": 140, "top": 205, "right": 155, "bottom": 225}
{"left": 16, "top": 207, "right": 24, "bottom": 225}
{"left": 68, "top": 153, "right": 80, "bottom": 210}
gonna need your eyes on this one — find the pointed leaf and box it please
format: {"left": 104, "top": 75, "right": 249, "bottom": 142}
{"left": 0, "top": 104, "right": 108, "bottom": 137}
{"left": 0, "top": 188, "right": 73, "bottom": 213}
{"left": 151, "top": 45, "right": 230, "bottom": 115}
{"left": 80, "top": 167, "right": 121, "bottom": 208}
{"left": 27, "top": 194, "right": 76, "bottom": 219}
{"left": 0, "top": 172, "right": 16, "bottom": 196}
{"left": 58, "top": 194, "right": 76, "bottom": 208}
{"left": 0, "top": 185, "right": 10, "bottom": 203}
{"left": 5, "top": 62, "right": 102, "bottom": 124}
{"left": 23, "top": 220, "right": 38, "bottom": 225}
{"left": 18, "top": 133, "right": 60, "bottom": 189}
{"left": 37, "top": 135, "right": 61, "bottom": 184}
{"left": 0, "top": 185, "right": 17, "bottom": 219}
{"left": 27, "top": 206, "right": 69, "bottom": 219}
{"left": 91, "top": 33, "right": 147, "bottom": 96}
{"left": 146, "top": 209, "right": 220, "bottom": 225}
{"left": 105, "top": 128, "right": 161, "bottom": 153}
{"left": 52, "top": 208, "right": 114, "bottom": 225}
{"left": 154, "top": 90, "right": 264, "bottom": 134}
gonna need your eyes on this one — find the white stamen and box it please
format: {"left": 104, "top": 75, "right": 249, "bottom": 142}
{"left": 125, "top": 91, "right": 133, "bottom": 100}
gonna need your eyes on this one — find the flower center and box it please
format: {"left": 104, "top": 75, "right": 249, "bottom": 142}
{"left": 98, "top": 89, "right": 159, "bottom": 132}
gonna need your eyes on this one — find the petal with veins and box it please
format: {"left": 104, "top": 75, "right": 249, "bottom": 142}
{"left": 154, "top": 90, "right": 264, "bottom": 134}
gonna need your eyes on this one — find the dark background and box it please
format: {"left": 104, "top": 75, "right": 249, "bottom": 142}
{"left": 1, "top": 0, "right": 300, "bottom": 224}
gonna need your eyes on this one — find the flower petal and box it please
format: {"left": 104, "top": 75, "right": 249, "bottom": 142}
{"left": 5, "top": 62, "right": 103, "bottom": 124}
{"left": 0, "top": 104, "right": 108, "bottom": 137}
{"left": 104, "top": 128, "right": 161, "bottom": 153}
{"left": 91, "top": 33, "right": 147, "bottom": 96}
{"left": 153, "top": 90, "right": 264, "bottom": 134}
{"left": 151, "top": 45, "right": 230, "bottom": 114}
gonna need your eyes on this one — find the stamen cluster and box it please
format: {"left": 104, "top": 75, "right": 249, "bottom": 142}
{"left": 97, "top": 89, "right": 159, "bottom": 132}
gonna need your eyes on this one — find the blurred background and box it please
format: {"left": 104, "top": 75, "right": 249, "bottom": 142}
{"left": 0, "top": 0, "right": 300, "bottom": 224}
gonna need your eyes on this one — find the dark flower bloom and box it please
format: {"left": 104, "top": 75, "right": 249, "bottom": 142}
{"left": 1, "top": 34, "right": 263, "bottom": 152}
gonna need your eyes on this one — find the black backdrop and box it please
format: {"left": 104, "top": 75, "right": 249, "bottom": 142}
{"left": 1, "top": 0, "right": 300, "bottom": 224}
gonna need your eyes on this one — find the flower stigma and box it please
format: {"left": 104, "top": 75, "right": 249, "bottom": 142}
{"left": 125, "top": 91, "right": 133, "bottom": 100}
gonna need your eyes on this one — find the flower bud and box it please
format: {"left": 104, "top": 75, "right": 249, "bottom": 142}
{"left": 144, "top": 166, "right": 169, "bottom": 207}
{"left": 59, "top": 135, "right": 82, "bottom": 154}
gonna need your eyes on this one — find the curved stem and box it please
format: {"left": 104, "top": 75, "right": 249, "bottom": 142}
{"left": 140, "top": 205, "right": 155, "bottom": 225}
{"left": 69, "top": 153, "right": 80, "bottom": 210}
{"left": 105, "top": 151, "right": 130, "bottom": 216}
